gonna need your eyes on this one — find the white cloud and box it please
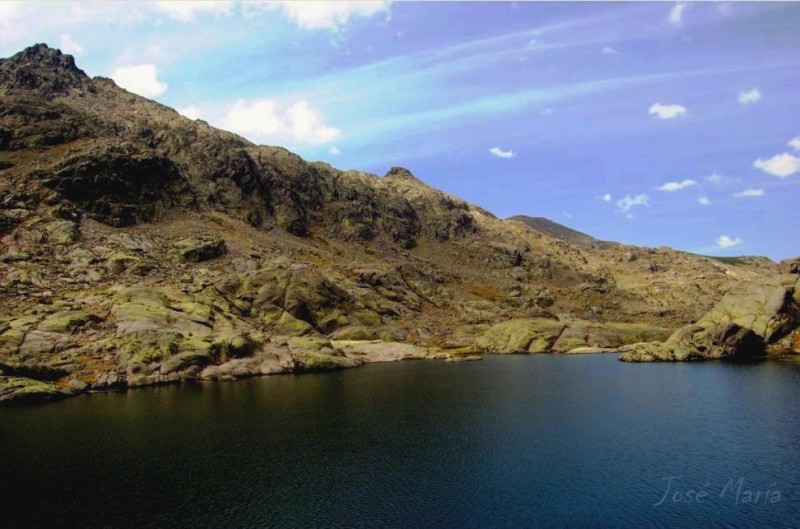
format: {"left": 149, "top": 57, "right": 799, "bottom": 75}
{"left": 738, "top": 88, "right": 761, "bottom": 104}
{"left": 489, "top": 147, "right": 516, "bottom": 159}
{"left": 59, "top": 34, "right": 84, "bottom": 56}
{"left": 155, "top": 1, "right": 232, "bottom": 22}
{"left": 733, "top": 188, "right": 765, "bottom": 198}
{"left": 669, "top": 2, "right": 688, "bottom": 25}
{"left": 698, "top": 196, "right": 710, "bottom": 205}
{"left": 788, "top": 137, "right": 800, "bottom": 151}
{"left": 0, "top": 1, "right": 22, "bottom": 20}
{"left": 111, "top": 64, "right": 168, "bottom": 98}
{"left": 329, "top": 145, "right": 341, "bottom": 155}
{"left": 753, "top": 153, "right": 800, "bottom": 178}
{"left": 616, "top": 193, "right": 649, "bottom": 213}
{"left": 0, "top": 2, "right": 27, "bottom": 45}
{"left": 704, "top": 171, "right": 724, "bottom": 184}
{"left": 223, "top": 98, "right": 341, "bottom": 146}
{"left": 178, "top": 104, "right": 202, "bottom": 120}
{"left": 715, "top": 235, "right": 742, "bottom": 249}
{"left": 602, "top": 193, "right": 612, "bottom": 202}
{"left": 601, "top": 46, "right": 618, "bottom": 55}
{"left": 649, "top": 102, "right": 687, "bottom": 120}
{"left": 269, "top": 1, "right": 392, "bottom": 30}
{"left": 656, "top": 179, "right": 697, "bottom": 192}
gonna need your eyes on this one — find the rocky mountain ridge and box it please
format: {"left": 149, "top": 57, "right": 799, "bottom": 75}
{"left": 507, "top": 215, "right": 603, "bottom": 247}
{"left": 0, "top": 44, "right": 796, "bottom": 404}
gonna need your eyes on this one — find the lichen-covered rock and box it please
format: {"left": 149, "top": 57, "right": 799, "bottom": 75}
{"left": 1, "top": 247, "right": 31, "bottom": 263}
{"left": 38, "top": 310, "right": 99, "bottom": 333}
{"left": 106, "top": 252, "right": 140, "bottom": 273}
{"left": 0, "top": 376, "right": 70, "bottom": 405}
{"left": 174, "top": 237, "right": 226, "bottom": 262}
{"left": 474, "top": 318, "right": 566, "bottom": 353}
{"left": 159, "top": 351, "right": 212, "bottom": 375}
{"left": 293, "top": 351, "right": 359, "bottom": 372}
{"left": 41, "top": 219, "right": 79, "bottom": 244}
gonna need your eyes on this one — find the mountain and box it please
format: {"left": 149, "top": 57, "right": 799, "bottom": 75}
{"left": 507, "top": 216, "right": 602, "bottom": 246}
{"left": 0, "top": 45, "right": 792, "bottom": 404}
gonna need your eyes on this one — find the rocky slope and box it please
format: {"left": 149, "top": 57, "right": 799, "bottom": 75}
{"left": 0, "top": 45, "right": 793, "bottom": 404}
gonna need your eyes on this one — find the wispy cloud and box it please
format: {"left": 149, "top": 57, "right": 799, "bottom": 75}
{"left": 704, "top": 172, "right": 724, "bottom": 184}
{"left": 616, "top": 193, "right": 649, "bottom": 213}
{"left": 59, "top": 34, "right": 83, "bottom": 56}
{"left": 698, "top": 196, "right": 711, "bottom": 205}
{"left": 177, "top": 104, "right": 202, "bottom": 120}
{"left": 329, "top": 145, "right": 342, "bottom": 155}
{"left": 715, "top": 235, "right": 742, "bottom": 249}
{"left": 753, "top": 153, "right": 800, "bottom": 178}
{"left": 733, "top": 188, "right": 764, "bottom": 198}
{"left": 155, "top": 1, "right": 233, "bottom": 23}
{"left": 788, "top": 137, "right": 800, "bottom": 151}
{"left": 649, "top": 102, "right": 687, "bottom": 120}
{"left": 657, "top": 179, "right": 697, "bottom": 192}
{"left": 738, "top": 88, "right": 761, "bottom": 104}
{"left": 263, "top": 1, "right": 393, "bottom": 31}
{"left": 669, "top": 2, "right": 689, "bottom": 26}
{"left": 489, "top": 146, "right": 516, "bottom": 159}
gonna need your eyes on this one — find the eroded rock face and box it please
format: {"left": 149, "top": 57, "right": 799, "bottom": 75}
{"left": 621, "top": 279, "right": 799, "bottom": 362}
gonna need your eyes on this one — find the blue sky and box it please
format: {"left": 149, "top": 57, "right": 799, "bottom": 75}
{"left": 1, "top": 1, "right": 798, "bottom": 260}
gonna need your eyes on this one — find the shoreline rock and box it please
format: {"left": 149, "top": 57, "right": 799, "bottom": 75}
{"left": 621, "top": 277, "right": 799, "bottom": 362}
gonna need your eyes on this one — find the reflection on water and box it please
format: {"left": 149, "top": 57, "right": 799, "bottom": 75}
{"left": 2, "top": 355, "right": 799, "bottom": 528}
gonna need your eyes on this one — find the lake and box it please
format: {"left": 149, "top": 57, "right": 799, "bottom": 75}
{"left": 2, "top": 354, "right": 799, "bottom": 528}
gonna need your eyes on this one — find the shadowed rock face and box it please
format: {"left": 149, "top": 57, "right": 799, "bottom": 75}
{"left": 0, "top": 44, "right": 789, "bottom": 403}
{"left": 39, "top": 146, "right": 189, "bottom": 226}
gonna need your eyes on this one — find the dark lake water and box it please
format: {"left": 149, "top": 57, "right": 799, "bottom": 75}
{"left": 2, "top": 354, "right": 799, "bottom": 528}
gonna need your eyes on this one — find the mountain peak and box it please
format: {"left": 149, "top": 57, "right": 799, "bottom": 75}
{"left": 384, "top": 166, "right": 421, "bottom": 182}
{"left": 0, "top": 43, "right": 88, "bottom": 93}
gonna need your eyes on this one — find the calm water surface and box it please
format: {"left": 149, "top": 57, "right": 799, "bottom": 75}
{"left": 2, "top": 354, "right": 799, "bottom": 528}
